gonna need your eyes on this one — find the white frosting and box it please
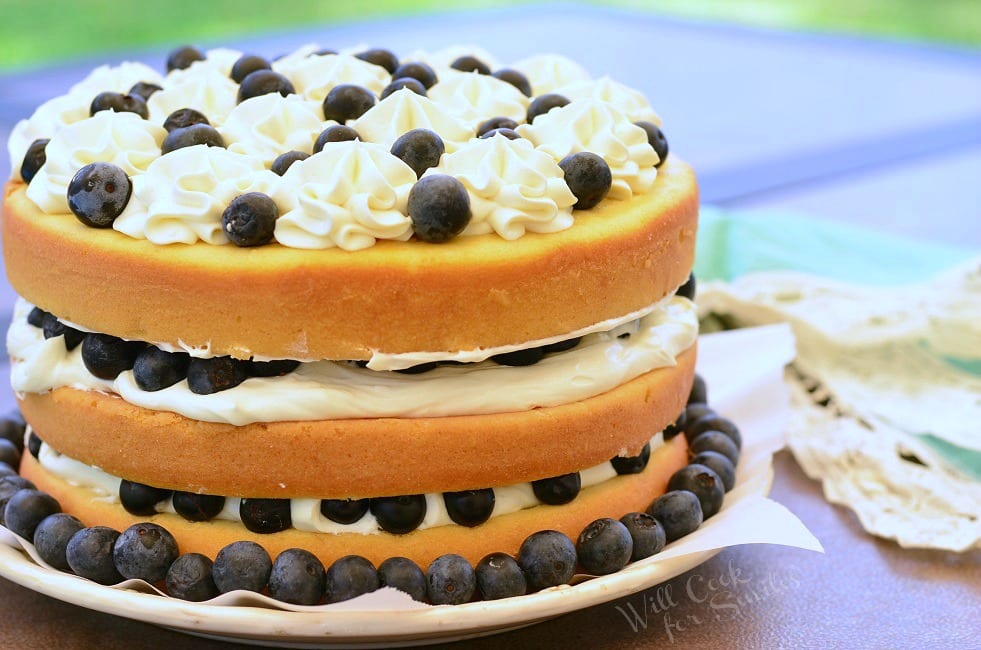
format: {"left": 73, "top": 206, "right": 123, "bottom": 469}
{"left": 272, "top": 140, "right": 416, "bottom": 250}
{"left": 8, "top": 295, "right": 698, "bottom": 425}
{"left": 429, "top": 134, "right": 576, "bottom": 239}
{"left": 168, "top": 48, "right": 243, "bottom": 81}
{"left": 221, "top": 94, "right": 326, "bottom": 165}
{"left": 69, "top": 61, "right": 165, "bottom": 97}
{"left": 147, "top": 66, "right": 240, "bottom": 127}
{"left": 427, "top": 71, "right": 529, "bottom": 128}
{"left": 518, "top": 99, "right": 658, "bottom": 200}
{"left": 352, "top": 88, "right": 473, "bottom": 152}
{"left": 511, "top": 53, "right": 591, "bottom": 95}
{"left": 273, "top": 52, "right": 390, "bottom": 103}
{"left": 406, "top": 46, "right": 501, "bottom": 74}
{"left": 24, "top": 111, "right": 166, "bottom": 214}
{"left": 113, "top": 145, "right": 279, "bottom": 245}
{"left": 553, "top": 76, "right": 662, "bottom": 125}
{"left": 34, "top": 433, "right": 663, "bottom": 534}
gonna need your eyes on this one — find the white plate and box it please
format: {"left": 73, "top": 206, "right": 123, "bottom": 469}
{"left": 0, "top": 538, "right": 719, "bottom": 647}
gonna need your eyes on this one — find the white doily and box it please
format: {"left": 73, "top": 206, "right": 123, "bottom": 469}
{"left": 697, "top": 257, "right": 981, "bottom": 551}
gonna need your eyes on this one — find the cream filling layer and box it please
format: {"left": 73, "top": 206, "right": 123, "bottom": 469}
{"left": 8, "top": 296, "right": 697, "bottom": 426}
{"left": 35, "top": 433, "right": 665, "bottom": 535}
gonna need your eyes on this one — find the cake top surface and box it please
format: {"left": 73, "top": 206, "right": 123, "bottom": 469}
{"left": 7, "top": 44, "right": 669, "bottom": 251}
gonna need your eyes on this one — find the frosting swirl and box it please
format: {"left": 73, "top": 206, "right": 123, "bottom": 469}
{"left": 431, "top": 134, "right": 576, "bottom": 239}
{"left": 352, "top": 88, "right": 473, "bottom": 152}
{"left": 518, "top": 99, "right": 658, "bottom": 200}
{"left": 24, "top": 111, "right": 165, "bottom": 214}
{"left": 147, "top": 66, "right": 240, "bottom": 127}
{"left": 427, "top": 71, "right": 529, "bottom": 127}
{"left": 113, "top": 145, "right": 278, "bottom": 245}
{"left": 221, "top": 94, "right": 326, "bottom": 165}
{"left": 511, "top": 53, "right": 591, "bottom": 95}
{"left": 553, "top": 76, "right": 662, "bottom": 125}
{"left": 273, "top": 52, "right": 390, "bottom": 102}
{"left": 272, "top": 140, "right": 416, "bottom": 250}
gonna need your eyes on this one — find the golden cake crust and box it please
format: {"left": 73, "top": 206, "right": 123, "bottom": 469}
{"left": 19, "top": 346, "right": 695, "bottom": 498}
{"left": 2, "top": 157, "right": 697, "bottom": 360}
{"left": 20, "top": 434, "right": 688, "bottom": 568}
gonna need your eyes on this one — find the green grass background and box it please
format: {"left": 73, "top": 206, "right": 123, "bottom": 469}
{"left": 0, "top": 0, "right": 978, "bottom": 70}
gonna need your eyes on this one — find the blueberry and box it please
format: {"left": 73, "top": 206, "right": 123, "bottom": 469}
{"left": 128, "top": 81, "right": 162, "bottom": 101}
{"left": 527, "top": 93, "right": 569, "bottom": 123}
{"left": 0, "top": 476, "right": 35, "bottom": 524}
{"left": 325, "top": 555, "right": 380, "bottom": 603}
{"left": 222, "top": 192, "right": 279, "bottom": 247}
{"left": 676, "top": 272, "right": 696, "bottom": 300}
{"left": 380, "top": 77, "right": 427, "bottom": 99}
{"left": 663, "top": 410, "right": 687, "bottom": 441}
{"left": 475, "top": 552, "right": 527, "bottom": 600}
{"left": 354, "top": 48, "right": 399, "bottom": 74}
{"left": 162, "top": 107, "right": 210, "bottom": 133}
{"left": 369, "top": 495, "right": 427, "bottom": 534}
{"left": 390, "top": 128, "right": 445, "bottom": 179}
{"left": 392, "top": 62, "right": 438, "bottom": 89}
{"left": 377, "top": 556, "right": 427, "bottom": 602}
{"left": 543, "top": 337, "right": 582, "bottom": 354}
{"left": 231, "top": 54, "right": 271, "bottom": 83}
{"left": 67, "top": 162, "right": 132, "bottom": 228}
{"left": 213, "top": 540, "right": 272, "bottom": 593}
{"left": 577, "top": 517, "right": 633, "bottom": 575}
{"left": 41, "top": 313, "right": 85, "bottom": 350}
{"left": 270, "top": 150, "right": 309, "bottom": 176}
{"left": 166, "top": 45, "right": 205, "bottom": 72}
{"left": 323, "top": 84, "right": 376, "bottom": 123}
{"left": 172, "top": 491, "right": 225, "bottom": 521}
{"left": 33, "top": 513, "right": 84, "bottom": 571}
{"left": 161, "top": 123, "right": 225, "bottom": 154}
{"left": 443, "top": 488, "right": 495, "bottom": 527}
{"left": 683, "top": 403, "right": 715, "bottom": 429}
{"left": 249, "top": 358, "right": 301, "bottom": 377}
{"left": 20, "top": 138, "right": 49, "bottom": 183}
{"left": 27, "top": 306, "right": 48, "bottom": 328}
{"left": 619, "top": 512, "right": 666, "bottom": 561}
{"left": 269, "top": 548, "right": 326, "bottom": 605}
{"left": 119, "top": 479, "right": 172, "bottom": 516}
{"left": 240, "top": 498, "right": 292, "bottom": 533}
{"left": 313, "top": 48, "right": 338, "bottom": 57}
{"left": 237, "top": 69, "right": 295, "bottom": 103}
{"left": 559, "top": 152, "right": 612, "bottom": 210}
{"left": 688, "top": 373, "right": 707, "bottom": 405}
{"left": 691, "top": 451, "right": 737, "bottom": 492}
{"left": 690, "top": 431, "right": 740, "bottom": 466}
{"left": 635, "top": 121, "right": 669, "bottom": 167}
{"left": 647, "top": 490, "right": 703, "bottom": 543}
{"left": 426, "top": 554, "right": 475, "bottom": 605}
{"left": 186, "top": 356, "right": 249, "bottom": 394}
{"left": 492, "top": 69, "right": 532, "bottom": 97}
{"left": 313, "top": 125, "right": 360, "bottom": 152}
{"left": 113, "top": 522, "right": 179, "bottom": 583}
{"left": 610, "top": 443, "right": 650, "bottom": 475}
{"left": 27, "top": 432, "right": 42, "bottom": 460}
{"left": 166, "top": 553, "right": 219, "bottom": 601}
{"left": 686, "top": 415, "right": 742, "bottom": 451}
{"left": 320, "top": 498, "right": 369, "bottom": 525}
{"left": 0, "top": 439, "right": 20, "bottom": 470}
{"left": 133, "top": 347, "right": 190, "bottom": 392}
{"left": 0, "top": 463, "right": 16, "bottom": 479}
{"left": 476, "top": 117, "right": 519, "bottom": 137}
{"left": 89, "top": 92, "right": 148, "bottom": 119}
{"left": 81, "top": 333, "right": 145, "bottom": 380}
{"left": 66, "top": 526, "right": 123, "bottom": 584}
{"left": 450, "top": 55, "right": 490, "bottom": 75}
{"left": 479, "top": 128, "right": 521, "bottom": 141}
{"left": 3, "top": 489, "right": 60, "bottom": 539}
{"left": 517, "top": 530, "right": 577, "bottom": 591}
{"left": 531, "top": 473, "right": 581, "bottom": 505}
{"left": 407, "top": 174, "right": 471, "bottom": 243}
{"left": 668, "top": 464, "right": 725, "bottom": 519}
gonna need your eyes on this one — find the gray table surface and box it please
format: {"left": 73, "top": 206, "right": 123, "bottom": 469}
{"left": 0, "top": 4, "right": 979, "bottom": 647}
